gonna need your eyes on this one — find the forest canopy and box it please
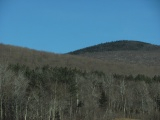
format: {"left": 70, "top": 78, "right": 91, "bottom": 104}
{"left": 0, "top": 63, "right": 160, "bottom": 120}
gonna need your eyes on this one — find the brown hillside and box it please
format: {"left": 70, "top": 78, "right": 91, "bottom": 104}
{"left": 68, "top": 40, "right": 160, "bottom": 76}
{"left": 76, "top": 50, "right": 160, "bottom": 67}
{"left": 69, "top": 40, "right": 160, "bottom": 67}
{"left": 0, "top": 43, "right": 160, "bottom": 76}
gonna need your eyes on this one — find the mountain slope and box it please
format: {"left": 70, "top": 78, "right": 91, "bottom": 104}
{"left": 69, "top": 40, "right": 160, "bottom": 67}
{"left": 69, "top": 40, "right": 160, "bottom": 54}
{"left": 0, "top": 42, "right": 160, "bottom": 76}
{"left": 1, "top": 41, "right": 159, "bottom": 120}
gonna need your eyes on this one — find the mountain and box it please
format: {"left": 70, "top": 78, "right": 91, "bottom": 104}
{"left": 1, "top": 41, "right": 160, "bottom": 120}
{"left": 69, "top": 40, "right": 160, "bottom": 67}
{"left": 0, "top": 41, "right": 160, "bottom": 76}
{"left": 69, "top": 40, "right": 160, "bottom": 54}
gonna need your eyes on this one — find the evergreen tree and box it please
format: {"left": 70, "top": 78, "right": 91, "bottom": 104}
{"left": 55, "top": 111, "right": 60, "bottom": 120}
{"left": 99, "top": 90, "right": 108, "bottom": 110}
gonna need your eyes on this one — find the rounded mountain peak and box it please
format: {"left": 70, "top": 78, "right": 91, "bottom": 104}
{"left": 70, "top": 40, "right": 160, "bottom": 54}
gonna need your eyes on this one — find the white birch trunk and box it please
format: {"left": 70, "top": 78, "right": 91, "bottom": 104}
{"left": 24, "top": 97, "right": 30, "bottom": 120}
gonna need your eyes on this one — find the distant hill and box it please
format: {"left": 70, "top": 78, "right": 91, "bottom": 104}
{"left": 68, "top": 40, "right": 160, "bottom": 67}
{"left": 69, "top": 40, "right": 160, "bottom": 54}
{"left": 0, "top": 42, "right": 160, "bottom": 76}
{"left": 1, "top": 42, "right": 160, "bottom": 120}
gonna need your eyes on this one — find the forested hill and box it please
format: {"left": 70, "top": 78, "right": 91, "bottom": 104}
{"left": 0, "top": 42, "right": 160, "bottom": 119}
{"left": 0, "top": 42, "right": 160, "bottom": 76}
{"left": 69, "top": 40, "right": 160, "bottom": 54}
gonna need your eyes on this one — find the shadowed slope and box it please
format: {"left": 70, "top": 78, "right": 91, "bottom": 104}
{"left": 69, "top": 40, "right": 160, "bottom": 67}
{"left": 69, "top": 40, "right": 160, "bottom": 54}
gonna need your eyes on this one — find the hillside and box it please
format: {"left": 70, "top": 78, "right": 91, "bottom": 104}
{"left": 69, "top": 40, "right": 160, "bottom": 67}
{"left": 69, "top": 40, "right": 160, "bottom": 54}
{"left": 1, "top": 42, "right": 160, "bottom": 76}
{"left": 0, "top": 43, "right": 160, "bottom": 76}
{"left": 1, "top": 42, "right": 160, "bottom": 120}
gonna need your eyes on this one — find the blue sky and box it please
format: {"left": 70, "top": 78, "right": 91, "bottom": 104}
{"left": 0, "top": 0, "right": 160, "bottom": 53}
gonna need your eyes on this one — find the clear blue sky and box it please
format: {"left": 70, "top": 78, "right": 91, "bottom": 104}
{"left": 0, "top": 0, "right": 160, "bottom": 53}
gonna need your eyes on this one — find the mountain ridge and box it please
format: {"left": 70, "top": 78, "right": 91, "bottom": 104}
{"left": 69, "top": 40, "right": 160, "bottom": 54}
{"left": 0, "top": 41, "right": 160, "bottom": 76}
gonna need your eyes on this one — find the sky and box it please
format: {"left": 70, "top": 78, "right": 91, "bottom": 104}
{"left": 0, "top": 0, "right": 160, "bottom": 53}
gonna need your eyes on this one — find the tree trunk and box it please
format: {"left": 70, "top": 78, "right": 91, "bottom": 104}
{"left": 0, "top": 97, "right": 3, "bottom": 120}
